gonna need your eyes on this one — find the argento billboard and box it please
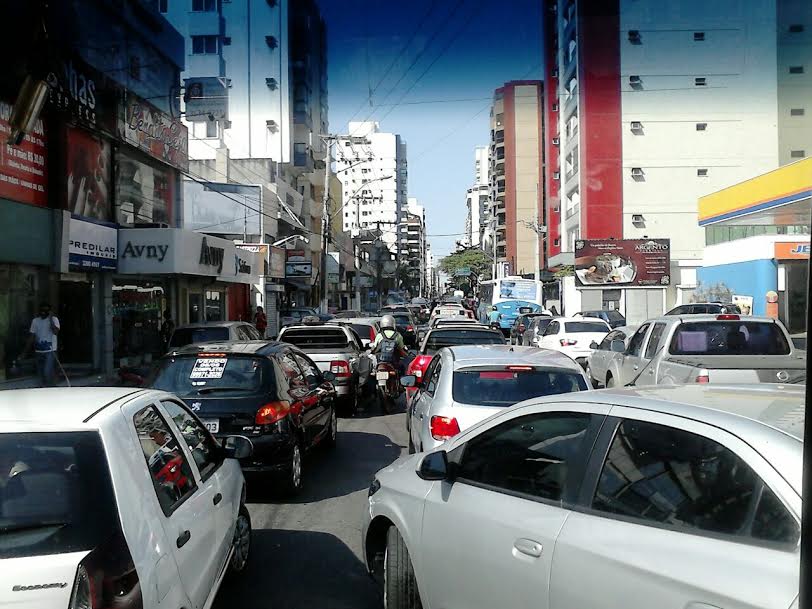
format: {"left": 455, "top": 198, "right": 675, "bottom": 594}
{"left": 574, "top": 239, "right": 671, "bottom": 287}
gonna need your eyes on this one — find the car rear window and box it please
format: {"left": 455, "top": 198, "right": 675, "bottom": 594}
{"left": 280, "top": 328, "right": 351, "bottom": 348}
{"left": 169, "top": 327, "right": 229, "bottom": 348}
{"left": 669, "top": 322, "right": 791, "bottom": 356}
{"left": 0, "top": 432, "right": 118, "bottom": 559}
{"left": 349, "top": 324, "right": 374, "bottom": 340}
{"left": 452, "top": 369, "right": 588, "bottom": 407}
{"left": 393, "top": 314, "right": 412, "bottom": 326}
{"left": 150, "top": 355, "right": 271, "bottom": 397}
{"left": 564, "top": 322, "right": 609, "bottom": 333}
{"left": 424, "top": 330, "right": 504, "bottom": 354}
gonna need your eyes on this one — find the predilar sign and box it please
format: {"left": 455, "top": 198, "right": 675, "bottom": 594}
{"left": 68, "top": 217, "right": 117, "bottom": 271}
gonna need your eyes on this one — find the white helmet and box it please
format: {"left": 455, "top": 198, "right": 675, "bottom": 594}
{"left": 381, "top": 314, "right": 396, "bottom": 331}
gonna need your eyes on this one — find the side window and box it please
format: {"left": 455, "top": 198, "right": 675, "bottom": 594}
{"left": 599, "top": 330, "right": 620, "bottom": 350}
{"left": 347, "top": 328, "right": 363, "bottom": 350}
{"left": 626, "top": 324, "right": 650, "bottom": 356}
{"left": 457, "top": 412, "right": 593, "bottom": 502}
{"left": 644, "top": 323, "right": 667, "bottom": 359}
{"left": 133, "top": 405, "right": 197, "bottom": 516}
{"left": 235, "top": 326, "right": 250, "bottom": 340}
{"left": 544, "top": 321, "right": 560, "bottom": 336}
{"left": 277, "top": 351, "right": 306, "bottom": 391}
{"left": 424, "top": 360, "right": 443, "bottom": 395}
{"left": 670, "top": 305, "right": 686, "bottom": 315}
{"left": 243, "top": 325, "right": 261, "bottom": 340}
{"left": 592, "top": 419, "right": 799, "bottom": 544}
{"left": 293, "top": 353, "right": 321, "bottom": 390}
{"left": 162, "top": 400, "right": 223, "bottom": 481}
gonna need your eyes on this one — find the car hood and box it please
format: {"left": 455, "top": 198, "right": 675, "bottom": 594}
{"left": 0, "top": 551, "right": 89, "bottom": 609}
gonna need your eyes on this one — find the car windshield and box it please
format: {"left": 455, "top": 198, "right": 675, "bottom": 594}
{"left": 669, "top": 322, "right": 791, "bottom": 356}
{"left": 605, "top": 311, "right": 625, "bottom": 321}
{"left": 169, "top": 327, "right": 229, "bottom": 348}
{"left": 565, "top": 322, "right": 609, "bottom": 333}
{"left": 424, "top": 330, "right": 503, "bottom": 354}
{"left": 280, "top": 328, "right": 351, "bottom": 349}
{"left": 150, "top": 355, "right": 269, "bottom": 397}
{"left": 0, "top": 432, "right": 118, "bottom": 559}
{"left": 452, "top": 369, "right": 588, "bottom": 407}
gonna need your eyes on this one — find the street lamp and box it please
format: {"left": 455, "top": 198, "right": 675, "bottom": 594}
{"left": 273, "top": 234, "right": 310, "bottom": 247}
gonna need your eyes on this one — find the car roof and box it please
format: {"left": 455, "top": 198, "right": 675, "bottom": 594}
{"left": 427, "top": 324, "right": 494, "bottom": 333}
{"left": 175, "top": 321, "right": 248, "bottom": 330}
{"left": 548, "top": 384, "right": 804, "bottom": 491}
{"left": 281, "top": 324, "right": 349, "bottom": 332}
{"left": 167, "top": 340, "right": 287, "bottom": 356}
{"left": 0, "top": 388, "right": 161, "bottom": 430}
{"left": 550, "top": 316, "right": 610, "bottom": 324}
{"left": 445, "top": 345, "right": 584, "bottom": 372}
{"left": 649, "top": 314, "right": 776, "bottom": 323}
{"left": 329, "top": 317, "right": 380, "bottom": 325}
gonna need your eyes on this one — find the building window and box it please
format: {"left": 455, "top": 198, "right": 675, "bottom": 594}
{"left": 695, "top": 77, "right": 707, "bottom": 86}
{"left": 790, "top": 150, "right": 806, "bottom": 158}
{"left": 554, "top": 238, "right": 560, "bottom": 247}
{"left": 789, "top": 66, "right": 805, "bottom": 74}
{"left": 789, "top": 24, "right": 804, "bottom": 33}
{"left": 552, "top": 103, "right": 558, "bottom": 112}
{"left": 159, "top": 0, "right": 168, "bottom": 12}
{"left": 192, "top": 35, "right": 218, "bottom": 55}
{"left": 693, "top": 32, "right": 705, "bottom": 41}
{"left": 791, "top": 108, "right": 806, "bottom": 116}
{"left": 696, "top": 122, "right": 708, "bottom": 131}
{"left": 697, "top": 168, "right": 708, "bottom": 177}
{"left": 192, "top": 0, "right": 216, "bottom": 11}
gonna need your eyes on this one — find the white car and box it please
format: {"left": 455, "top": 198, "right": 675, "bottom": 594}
{"left": 537, "top": 316, "right": 610, "bottom": 365}
{"left": 0, "top": 388, "right": 253, "bottom": 609}
{"left": 585, "top": 324, "right": 638, "bottom": 387}
{"left": 363, "top": 384, "right": 801, "bottom": 609}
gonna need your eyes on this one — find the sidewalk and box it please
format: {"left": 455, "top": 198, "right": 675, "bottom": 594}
{"left": 0, "top": 373, "right": 116, "bottom": 391}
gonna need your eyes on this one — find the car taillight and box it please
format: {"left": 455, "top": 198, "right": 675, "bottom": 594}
{"left": 330, "top": 360, "right": 352, "bottom": 377}
{"left": 406, "top": 325, "right": 414, "bottom": 332}
{"left": 560, "top": 338, "right": 577, "bottom": 346}
{"left": 519, "top": 324, "right": 526, "bottom": 332}
{"left": 430, "top": 416, "right": 461, "bottom": 441}
{"left": 70, "top": 530, "right": 142, "bottom": 609}
{"left": 256, "top": 400, "right": 291, "bottom": 425}
{"left": 369, "top": 327, "right": 376, "bottom": 341}
{"left": 507, "top": 365, "right": 533, "bottom": 371}
{"left": 717, "top": 314, "right": 740, "bottom": 320}
{"left": 695, "top": 370, "right": 710, "bottom": 384}
{"left": 409, "top": 355, "right": 433, "bottom": 379}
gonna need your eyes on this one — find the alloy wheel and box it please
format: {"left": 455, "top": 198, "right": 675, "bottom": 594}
{"left": 231, "top": 511, "right": 251, "bottom": 572}
{"left": 291, "top": 444, "right": 302, "bottom": 489}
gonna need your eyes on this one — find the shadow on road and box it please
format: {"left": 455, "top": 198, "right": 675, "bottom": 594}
{"left": 246, "top": 429, "right": 403, "bottom": 504}
{"left": 214, "top": 529, "right": 380, "bottom": 609}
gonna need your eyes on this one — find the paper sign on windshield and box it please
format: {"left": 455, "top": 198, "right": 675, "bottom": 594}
{"left": 190, "top": 358, "right": 227, "bottom": 379}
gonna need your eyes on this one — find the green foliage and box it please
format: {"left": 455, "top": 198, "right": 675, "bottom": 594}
{"left": 440, "top": 249, "right": 492, "bottom": 279}
{"left": 554, "top": 265, "right": 574, "bottom": 278}
{"left": 692, "top": 281, "right": 733, "bottom": 303}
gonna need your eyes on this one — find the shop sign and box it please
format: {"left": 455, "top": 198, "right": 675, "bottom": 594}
{"left": 236, "top": 243, "right": 268, "bottom": 276}
{"left": 65, "top": 126, "right": 112, "bottom": 221}
{"left": 574, "top": 239, "right": 671, "bottom": 287}
{"left": 269, "top": 245, "right": 285, "bottom": 279}
{"left": 68, "top": 217, "right": 117, "bottom": 272}
{"left": 119, "top": 92, "right": 189, "bottom": 171}
{"left": 286, "top": 249, "right": 312, "bottom": 278}
{"left": 184, "top": 77, "right": 229, "bottom": 121}
{"left": 0, "top": 100, "right": 47, "bottom": 207}
{"left": 199, "top": 237, "right": 225, "bottom": 273}
{"left": 774, "top": 241, "right": 810, "bottom": 260}
{"left": 47, "top": 57, "right": 115, "bottom": 132}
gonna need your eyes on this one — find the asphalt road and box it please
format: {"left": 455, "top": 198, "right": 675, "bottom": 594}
{"left": 214, "top": 397, "right": 407, "bottom": 609}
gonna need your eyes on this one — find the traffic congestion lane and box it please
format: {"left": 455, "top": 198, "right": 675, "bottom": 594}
{"left": 214, "top": 402, "right": 407, "bottom": 609}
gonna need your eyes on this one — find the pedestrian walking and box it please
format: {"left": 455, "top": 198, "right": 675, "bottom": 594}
{"left": 159, "top": 309, "right": 175, "bottom": 353}
{"left": 24, "top": 303, "right": 61, "bottom": 387}
{"left": 254, "top": 306, "right": 268, "bottom": 338}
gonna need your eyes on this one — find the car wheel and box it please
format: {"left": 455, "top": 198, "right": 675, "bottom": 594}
{"left": 229, "top": 505, "right": 252, "bottom": 575}
{"left": 606, "top": 374, "right": 615, "bottom": 388}
{"left": 384, "top": 527, "right": 422, "bottom": 609}
{"left": 585, "top": 363, "right": 598, "bottom": 388}
{"left": 324, "top": 407, "right": 338, "bottom": 449}
{"left": 284, "top": 442, "right": 304, "bottom": 495}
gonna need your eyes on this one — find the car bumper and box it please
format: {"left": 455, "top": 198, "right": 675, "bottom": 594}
{"left": 217, "top": 430, "right": 297, "bottom": 472}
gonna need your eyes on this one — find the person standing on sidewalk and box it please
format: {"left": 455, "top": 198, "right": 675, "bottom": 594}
{"left": 24, "top": 303, "right": 60, "bottom": 387}
{"left": 254, "top": 306, "right": 268, "bottom": 338}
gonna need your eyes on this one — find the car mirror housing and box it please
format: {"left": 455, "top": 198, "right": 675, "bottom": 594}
{"left": 417, "top": 450, "right": 450, "bottom": 481}
{"left": 590, "top": 341, "right": 599, "bottom": 349}
{"left": 611, "top": 339, "right": 626, "bottom": 353}
{"left": 223, "top": 435, "right": 253, "bottom": 460}
{"left": 323, "top": 370, "right": 336, "bottom": 382}
{"left": 400, "top": 374, "right": 417, "bottom": 388}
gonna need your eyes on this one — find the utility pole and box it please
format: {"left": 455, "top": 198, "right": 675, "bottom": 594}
{"left": 319, "top": 137, "right": 333, "bottom": 314}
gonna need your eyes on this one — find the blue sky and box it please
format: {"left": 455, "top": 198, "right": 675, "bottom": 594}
{"left": 317, "top": 0, "right": 543, "bottom": 262}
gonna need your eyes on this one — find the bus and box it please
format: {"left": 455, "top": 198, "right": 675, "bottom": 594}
{"left": 478, "top": 277, "right": 546, "bottom": 335}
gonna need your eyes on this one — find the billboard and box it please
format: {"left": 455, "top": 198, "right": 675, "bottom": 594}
{"left": 574, "top": 239, "right": 671, "bottom": 287}
{"left": 184, "top": 77, "right": 229, "bottom": 121}
{"left": 269, "top": 246, "right": 286, "bottom": 279}
{"left": 65, "top": 126, "right": 112, "bottom": 221}
{"left": 0, "top": 100, "right": 47, "bottom": 207}
{"left": 68, "top": 217, "right": 117, "bottom": 271}
{"left": 285, "top": 249, "right": 312, "bottom": 278}
{"left": 774, "top": 241, "right": 810, "bottom": 260}
{"left": 498, "top": 279, "right": 538, "bottom": 302}
{"left": 184, "top": 180, "right": 261, "bottom": 235}
{"left": 119, "top": 91, "right": 188, "bottom": 171}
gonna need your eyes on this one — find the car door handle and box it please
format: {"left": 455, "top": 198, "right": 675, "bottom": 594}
{"left": 176, "top": 530, "right": 191, "bottom": 549}
{"left": 513, "top": 538, "right": 543, "bottom": 558}
{"left": 633, "top": 365, "right": 640, "bottom": 370}
{"left": 213, "top": 493, "right": 223, "bottom": 506}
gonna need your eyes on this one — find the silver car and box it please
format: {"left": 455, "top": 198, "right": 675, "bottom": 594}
{"left": 363, "top": 384, "right": 801, "bottom": 609}
{"left": 403, "top": 345, "right": 590, "bottom": 454}
{"left": 585, "top": 324, "right": 638, "bottom": 387}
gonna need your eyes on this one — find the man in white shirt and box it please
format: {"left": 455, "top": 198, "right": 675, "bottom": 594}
{"left": 25, "top": 303, "right": 61, "bottom": 387}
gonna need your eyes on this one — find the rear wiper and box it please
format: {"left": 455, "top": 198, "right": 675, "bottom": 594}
{"left": 1, "top": 522, "right": 68, "bottom": 534}
{"left": 196, "top": 386, "right": 245, "bottom": 394}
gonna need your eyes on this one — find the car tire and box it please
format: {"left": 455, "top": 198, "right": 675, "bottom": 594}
{"left": 228, "top": 505, "right": 252, "bottom": 576}
{"left": 606, "top": 374, "right": 615, "bottom": 388}
{"left": 408, "top": 434, "right": 415, "bottom": 454}
{"left": 283, "top": 442, "right": 304, "bottom": 495}
{"left": 324, "top": 406, "right": 338, "bottom": 449}
{"left": 384, "top": 527, "right": 422, "bottom": 609}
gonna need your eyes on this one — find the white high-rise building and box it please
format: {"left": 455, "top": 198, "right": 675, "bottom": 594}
{"left": 465, "top": 146, "right": 491, "bottom": 249}
{"left": 335, "top": 122, "right": 408, "bottom": 254}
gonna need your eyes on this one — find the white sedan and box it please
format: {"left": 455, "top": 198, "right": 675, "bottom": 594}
{"left": 0, "top": 388, "right": 253, "bottom": 609}
{"left": 537, "top": 316, "right": 611, "bottom": 366}
{"left": 585, "top": 325, "right": 638, "bottom": 387}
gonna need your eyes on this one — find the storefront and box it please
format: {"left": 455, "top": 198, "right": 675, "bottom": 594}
{"left": 698, "top": 158, "right": 811, "bottom": 333}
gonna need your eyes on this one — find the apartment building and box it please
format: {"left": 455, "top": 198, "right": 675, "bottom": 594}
{"left": 489, "top": 81, "right": 544, "bottom": 277}
{"left": 465, "top": 146, "right": 490, "bottom": 248}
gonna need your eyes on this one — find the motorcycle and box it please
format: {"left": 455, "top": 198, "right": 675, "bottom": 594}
{"left": 375, "top": 361, "right": 400, "bottom": 414}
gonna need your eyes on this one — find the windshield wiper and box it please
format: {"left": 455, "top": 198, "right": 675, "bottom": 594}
{"left": 1, "top": 521, "right": 68, "bottom": 534}
{"left": 196, "top": 386, "right": 245, "bottom": 394}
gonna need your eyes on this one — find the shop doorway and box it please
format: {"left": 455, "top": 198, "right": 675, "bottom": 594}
{"left": 58, "top": 281, "right": 93, "bottom": 365}
{"left": 189, "top": 293, "right": 203, "bottom": 323}
{"left": 783, "top": 262, "right": 808, "bottom": 334}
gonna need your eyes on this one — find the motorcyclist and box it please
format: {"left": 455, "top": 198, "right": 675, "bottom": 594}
{"left": 371, "top": 314, "right": 407, "bottom": 372}
{"left": 487, "top": 305, "right": 502, "bottom": 329}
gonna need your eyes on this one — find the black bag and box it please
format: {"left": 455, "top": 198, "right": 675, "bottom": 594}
{"left": 377, "top": 337, "right": 398, "bottom": 363}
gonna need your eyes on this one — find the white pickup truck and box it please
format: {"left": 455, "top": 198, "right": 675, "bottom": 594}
{"left": 604, "top": 314, "right": 806, "bottom": 387}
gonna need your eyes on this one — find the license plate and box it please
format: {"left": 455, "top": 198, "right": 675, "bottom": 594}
{"left": 202, "top": 419, "right": 219, "bottom": 434}
{"left": 376, "top": 371, "right": 390, "bottom": 381}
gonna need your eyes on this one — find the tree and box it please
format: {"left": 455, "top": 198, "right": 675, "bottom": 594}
{"left": 440, "top": 249, "right": 492, "bottom": 280}
{"left": 692, "top": 281, "right": 733, "bottom": 303}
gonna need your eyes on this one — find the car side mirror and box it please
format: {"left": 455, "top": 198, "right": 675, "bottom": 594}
{"left": 400, "top": 374, "right": 417, "bottom": 388}
{"left": 323, "top": 370, "right": 336, "bottom": 382}
{"left": 223, "top": 435, "right": 253, "bottom": 460}
{"left": 611, "top": 340, "right": 626, "bottom": 353}
{"left": 417, "top": 450, "right": 450, "bottom": 481}
{"left": 590, "top": 341, "right": 599, "bottom": 349}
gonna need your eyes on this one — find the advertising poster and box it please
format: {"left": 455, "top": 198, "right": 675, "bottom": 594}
{"left": 0, "top": 100, "right": 47, "bottom": 207}
{"left": 269, "top": 246, "right": 286, "bottom": 279}
{"left": 65, "top": 126, "right": 112, "bottom": 221}
{"left": 498, "top": 279, "right": 538, "bottom": 301}
{"left": 184, "top": 76, "right": 229, "bottom": 121}
{"left": 574, "top": 239, "right": 671, "bottom": 287}
{"left": 732, "top": 295, "right": 754, "bottom": 316}
{"left": 119, "top": 91, "right": 188, "bottom": 171}
{"left": 286, "top": 249, "right": 312, "bottom": 278}
{"left": 115, "top": 149, "right": 174, "bottom": 226}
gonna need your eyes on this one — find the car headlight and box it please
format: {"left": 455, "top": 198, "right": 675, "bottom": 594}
{"left": 368, "top": 477, "right": 381, "bottom": 497}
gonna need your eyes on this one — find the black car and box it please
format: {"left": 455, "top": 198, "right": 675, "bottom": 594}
{"left": 665, "top": 303, "right": 742, "bottom": 315}
{"left": 577, "top": 310, "right": 627, "bottom": 329}
{"left": 149, "top": 341, "right": 337, "bottom": 495}
{"left": 391, "top": 311, "right": 418, "bottom": 348}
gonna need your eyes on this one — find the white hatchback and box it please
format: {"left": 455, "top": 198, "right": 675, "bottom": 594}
{"left": 537, "top": 316, "right": 611, "bottom": 365}
{"left": 0, "top": 388, "right": 253, "bottom": 609}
